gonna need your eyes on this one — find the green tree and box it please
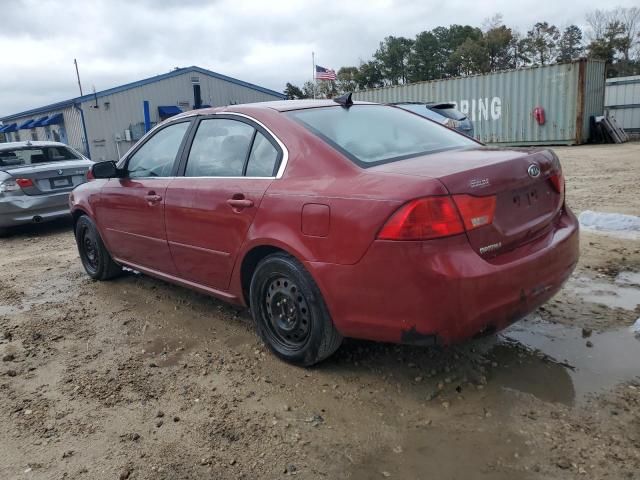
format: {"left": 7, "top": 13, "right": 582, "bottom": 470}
{"left": 373, "top": 36, "right": 414, "bottom": 85}
{"left": 557, "top": 25, "right": 584, "bottom": 62}
{"left": 302, "top": 81, "right": 317, "bottom": 99}
{"left": 587, "top": 21, "right": 626, "bottom": 63}
{"left": 524, "top": 22, "right": 560, "bottom": 65}
{"left": 449, "top": 38, "right": 489, "bottom": 75}
{"left": 485, "top": 25, "right": 515, "bottom": 71}
{"left": 442, "top": 25, "right": 484, "bottom": 76}
{"left": 283, "top": 82, "right": 305, "bottom": 99}
{"left": 408, "top": 30, "right": 442, "bottom": 81}
{"left": 586, "top": 7, "right": 640, "bottom": 76}
{"left": 336, "top": 66, "right": 359, "bottom": 94}
{"left": 316, "top": 80, "right": 338, "bottom": 99}
{"left": 356, "top": 60, "right": 384, "bottom": 89}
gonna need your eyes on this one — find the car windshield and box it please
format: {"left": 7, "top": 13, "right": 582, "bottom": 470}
{"left": 0, "top": 146, "right": 80, "bottom": 168}
{"left": 287, "top": 105, "right": 476, "bottom": 167}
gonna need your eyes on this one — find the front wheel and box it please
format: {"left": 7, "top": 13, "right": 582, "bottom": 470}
{"left": 249, "top": 252, "right": 342, "bottom": 366}
{"left": 75, "top": 215, "right": 122, "bottom": 280}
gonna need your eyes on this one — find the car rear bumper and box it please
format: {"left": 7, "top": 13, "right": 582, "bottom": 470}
{"left": 0, "top": 191, "right": 71, "bottom": 227}
{"left": 308, "top": 207, "right": 579, "bottom": 345}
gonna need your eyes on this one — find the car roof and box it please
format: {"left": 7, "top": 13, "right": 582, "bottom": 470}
{"left": 171, "top": 100, "right": 378, "bottom": 119}
{"left": 0, "top": 140, "right": 69, "bottom": 151}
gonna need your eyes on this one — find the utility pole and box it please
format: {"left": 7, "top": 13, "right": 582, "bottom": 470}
{"left": 312, "top": 51, "right": 315, "bottom": 99}
{"left": 74, "top": 59, "right": 83, "bottom": 96}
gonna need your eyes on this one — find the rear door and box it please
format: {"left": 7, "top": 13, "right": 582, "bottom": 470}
{"left": 164, "top": 115, "right": 283, "bottom": 290}
{"left": 96, "top": 120, "right": 192, "bottom": 274}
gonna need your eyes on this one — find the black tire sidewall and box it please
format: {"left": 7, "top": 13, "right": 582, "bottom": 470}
{"left": 250, "top": 254, "right": 330, "bottom": 366}
{"left": 75, "top": 216, "right": 107, "bottom": 279}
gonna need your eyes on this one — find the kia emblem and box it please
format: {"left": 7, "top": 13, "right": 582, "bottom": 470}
{"left": 527, "top": 164, "right": 540, "bottom": 178}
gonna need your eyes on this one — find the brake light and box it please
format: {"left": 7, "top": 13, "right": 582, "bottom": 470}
{"left": 378, "top": 194, "right": 497, "bottom": 241}
{"left": 549, "top": 172, "right": 564, "bottom": 195}
{"left": 15, "top": 178, "right": 34, "bottom": 188}
{"left": 452, "top": 194, "right": 496, "bottom": 231}
{"left": 86, "top": 168, "right": 95, "bottom": 181}
{"left": 378, "top": 196, "right": 465, "bottom": 240}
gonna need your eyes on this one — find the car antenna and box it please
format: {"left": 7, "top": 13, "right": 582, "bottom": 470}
{"left": 333, "top": 92, "right": 353, "bottom": 108}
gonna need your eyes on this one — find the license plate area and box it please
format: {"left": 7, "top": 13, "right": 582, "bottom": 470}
{"left": 512, "top": 187, "right": 539, "bottom": 208}
{"left": 50, "top": 177, "right": 72, "bottom": 188}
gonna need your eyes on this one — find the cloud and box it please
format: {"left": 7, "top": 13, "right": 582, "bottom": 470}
{"left": 1, "top": 0, "right": 637, "bottom": 116}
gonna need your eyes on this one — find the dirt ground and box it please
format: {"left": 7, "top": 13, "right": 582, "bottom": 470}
{"left": 1, "top": 142, "right": 639, "bottom": 480}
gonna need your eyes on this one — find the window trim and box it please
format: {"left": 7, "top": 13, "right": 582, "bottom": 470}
{"left": 176, "top": 112, "right": 287, "bottom": 180}
{"left": 117, "top": 118, "right": 195, "bottom": 179}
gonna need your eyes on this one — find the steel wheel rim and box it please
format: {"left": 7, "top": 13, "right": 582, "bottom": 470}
{"left": 262, "top": 276, "right": 311, "bottom": 351}
{"left": 81, "top": 228, "right": 99, "bottom": 272}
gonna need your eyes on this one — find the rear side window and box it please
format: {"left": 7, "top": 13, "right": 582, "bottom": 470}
{"left": 288, "top": 105, "right": 476, "bottom": 167}
{"left": 246, "top": 132, "right": 279, "bottom": 177}
{"left": 185, "top": 119, "right": 254, "bottom": 177}
{"left": 127, "top": 122, "right": 190, "bottom": 178}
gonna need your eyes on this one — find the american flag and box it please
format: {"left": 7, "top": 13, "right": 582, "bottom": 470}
{"left": 315, "top": 65, "right": 337, "bottom": 81}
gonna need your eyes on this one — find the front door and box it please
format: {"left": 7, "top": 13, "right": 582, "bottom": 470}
{"left": 164, "top": 116, "right": 283, "bottom": 290}
{"left": 97, "top": 120, "right": 191, "bottom": 274}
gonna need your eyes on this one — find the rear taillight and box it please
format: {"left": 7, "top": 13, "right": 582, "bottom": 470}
{"left": 86, "top": 169, "right": 95, "bottom": 181}
{"left": 15, "top": 178, "right": 34, "bottom": 188}
{"left": 378, "top": 194, "right": 497, "bottom": 241}
{"left": 549, "top": 172, "right": 564, "bottom": 195}
{"left": 378, "top": 196, "right": 464, "bottom": 240}
{"left": 452, "top": 194, "right": 496, "bottom": 231}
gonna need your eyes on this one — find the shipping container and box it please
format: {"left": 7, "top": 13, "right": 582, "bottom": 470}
{"left": 605, "top": 75, "right": 640, "bottom": 134}
{"left": 354, "top": 59, "right": 606, "bottom": 146}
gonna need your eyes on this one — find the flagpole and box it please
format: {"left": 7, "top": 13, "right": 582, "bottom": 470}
{"left": 312, "top": 51, "right": 316, "bottom": 99}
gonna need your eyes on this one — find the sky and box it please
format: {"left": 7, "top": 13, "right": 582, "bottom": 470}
{"left": 0, "top": 0, "right": 636, "bottom": 117}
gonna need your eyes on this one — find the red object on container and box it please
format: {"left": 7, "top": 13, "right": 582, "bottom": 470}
{"left": 533, "top": 106, "right": 546, "bottom": 125}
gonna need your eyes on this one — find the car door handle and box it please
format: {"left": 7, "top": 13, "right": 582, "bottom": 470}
{"left": 144, "top": 193, "right": 163, "bottom": 204}
{"left": 227, "top": 198, "right": 254, "bottom": 209}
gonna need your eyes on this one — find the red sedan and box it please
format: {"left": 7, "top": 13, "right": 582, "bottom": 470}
{"left": 70, "top": 98, "right": 579, "bottom": 365}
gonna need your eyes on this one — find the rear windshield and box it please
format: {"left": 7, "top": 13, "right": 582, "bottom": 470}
{"left": 287, "top": 105, "right": 476, "bottom": 167}
{"left": 429, "top": 106, "right": 467, "bottom": 121}
{"left": 0, "top": 146, "right": 80, "bottom": 167}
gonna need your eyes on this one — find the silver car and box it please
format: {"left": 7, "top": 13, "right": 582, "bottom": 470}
{"left": 0, "top": 141, "right": 92, "bottom": 236}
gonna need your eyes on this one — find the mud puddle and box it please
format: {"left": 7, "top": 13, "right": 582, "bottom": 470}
{"left": 566, "top": 274, "right": 640, "bottom": 311}
{"left": 350, "top": 429, "right": 530, "bottom": 480}
{"left": 491, "top": 316, "right": 640, "bottom": 405}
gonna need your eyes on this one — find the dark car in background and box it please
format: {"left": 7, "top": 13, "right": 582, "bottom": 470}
{"left": 0, "top": 141, "right": 92, "bottom": 236}
{"left": 393, "top": 102, "right": 474, "bottom": 138}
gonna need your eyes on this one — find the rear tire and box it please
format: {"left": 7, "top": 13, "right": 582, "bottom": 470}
{"left": 0, "top": 227, "right": 11, "bottom": 238}
{"left": 249, "top": 252, "right": 342, "bottom": 366}
{"left": 75, "top": 215, "right": 122, "bottom": 280}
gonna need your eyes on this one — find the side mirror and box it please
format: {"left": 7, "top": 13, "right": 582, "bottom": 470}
{"left": 90, "top": 161, "right": 119, "bottom": 179}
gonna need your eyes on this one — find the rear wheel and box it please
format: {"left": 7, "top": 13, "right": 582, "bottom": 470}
{"left": 75, "top": 215, "right": 122, "bottom": 280}
{"left": 249, "top": 252, "right": 342, "bottom": 366}
{"left": 0, "top": 227, "right": 11, "bottom": 238}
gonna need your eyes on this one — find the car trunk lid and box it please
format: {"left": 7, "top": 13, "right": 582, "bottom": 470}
{"left": 370, "top": 147, "right": 564, "bottom": 257}
{"left": 3, "top": 159, "right": 92, "bottom": 196}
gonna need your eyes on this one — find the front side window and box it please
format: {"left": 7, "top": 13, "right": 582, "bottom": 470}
{"left": 127, "top": 121, "right": 190, "bottom": 178}
{"left": 288, "top": 105, "right": 477, "bottom": 167}
{"left": 185, "top": 119, "right": 255, "bottom": 177}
